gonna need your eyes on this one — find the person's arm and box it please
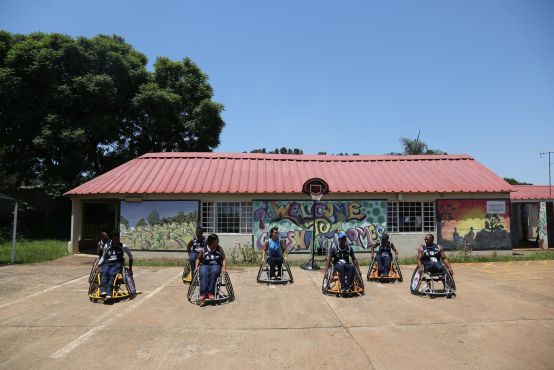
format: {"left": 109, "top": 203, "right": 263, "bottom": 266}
{"left": 195, "top": 250, "right": 203, "bottom": 271}
{"left": 262, "top": 241, "right": 268, "bottom": 262}
{"left": 280, "top": 239, "right": 287, "bottom": 260}
{"left": 417, "top": 247, "right": 423, "bottom": 273}
{"left": 324, "top": 249, "right": 334, "bottom": 275}
{"left": 123, "top": 244, "right": 133, "bottom": 271}
{"left": 439, "top": 245, "right": 453, "bottom": 276}
{"left": 391, "top": 242, "right": 398, "bottom": 256}
{"left": 351, "top": 249, "right": 360, "bottom": 272}
{"left": 186, "top": 239, "right": 193, "bottom": 255}
{"left": 98, "top": 246, "right": 108, "bottom": 266}
{"left": 221, "top": 247, "right": 227, "bottom": 272}
{"left": 371, "top": 241, "right": 380, "bottom": 257}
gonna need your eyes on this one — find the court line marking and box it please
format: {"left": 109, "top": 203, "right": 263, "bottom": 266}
{"left": 50, "top": 272, "right": 180, "bottom": 359}
{"left": 0, "top": 275, "right": 88, "bottom": 310}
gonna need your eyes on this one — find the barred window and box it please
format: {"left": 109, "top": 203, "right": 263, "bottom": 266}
{"left": 387, "top": 201, "right": 435, "bottom": 233}
{"left": 201, "top": 202, "right": 252, "bottom": 234}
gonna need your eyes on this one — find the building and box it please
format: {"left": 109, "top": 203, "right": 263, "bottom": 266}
{"left": 510, "top": 185, "right": 554, "bottom": 249}
{"left": 65, "top": 152, "right": 515, "bottom": 257}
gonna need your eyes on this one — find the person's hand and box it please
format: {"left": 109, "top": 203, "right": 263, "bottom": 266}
{"left": 223, "top": 267, "right": 227, "bottom": 273}
{"left": 371, "top": 252, "right": 374, "bottom": 258}
{"left": 418, "top": 266, "right": 423, "bottom": 274}
{"left": 448, "top": 268, "right": 454, "bottom": 276}
{"left": 128, "top": 268, "right": 133, "bottom": 276}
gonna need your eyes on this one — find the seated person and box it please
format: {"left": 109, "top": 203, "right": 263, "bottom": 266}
{"left": 324, "top": 232, "right": 360, "bottom": 292}
{"left": 195, "top": 233, "right": 227, "bottom": 303}
{"left": 370, "top": 233, "right": 398, "bottom": 276}
{"left": 417, "top": 234, "right": 454, "bottom": 276}
{"left": 97, "top": 231, "right": 110, "bottom": 257}
{"left": 187, "top": 226, "right": 206, "bottom": 275}
{"left": 99, "top": 232, "right": 133, "bottom": 299}
{"left": 262, "top": 226, "right": 286, "bottom": 279}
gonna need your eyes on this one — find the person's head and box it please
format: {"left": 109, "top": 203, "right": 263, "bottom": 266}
{"left": 424, "top": 234, "right": 434, "bottom": 245}
{"left": 207, "top": 233, "right": 219, "bottom": 248}
{"left": 381, "top": 233, "right": 389, "bottom": 243}
{"left": 270, "top": 226, "right": 279, "bottom": 240}
{"left": 195, "top": 226, "right": 204, "bottom": 238}
{"left": 100, "top": 232, "right": 108, "bottom": 241}
{"left": 338, "top": 231, "right": 347, "bottom": 246}
{"left": 110, "top": 231, "right": 120, "bottom": 244}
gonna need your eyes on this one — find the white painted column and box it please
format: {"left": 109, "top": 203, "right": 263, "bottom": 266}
{"left": 69, "top": 198, "right": 83, "bottom": 254}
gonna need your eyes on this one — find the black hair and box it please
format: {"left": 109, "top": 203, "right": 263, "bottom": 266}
{"left": 425, "top": 234, "right": 435, "bottom": 241}
{"left": 109, "top": 231, "right": 120, "bottom": 238}
{"left": 196, "top": 226, "right": 204, "bottom": 232}
{"left": 381, "top": 233, "right": 389, "bottom": 240}
{"left": 207, "top": 233, "right": 219, "bottom": 246}
{"left": 270, "top": 226, "right": 279, "bottom": 237}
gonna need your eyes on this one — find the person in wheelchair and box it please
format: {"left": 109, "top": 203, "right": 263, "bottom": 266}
{"left": 418, "top": 234, "right": 454, "bottom": 277}
{"left": 370, "top": 233, "right": 398, "bottom": 277}
{"left": 324, "top": 232, "right": 360, "bottom": 293}
{"left": 187, "top": 226, "right": 206, "bottom": 275}
{"left": 262, "top": 227, "right": 286, "bottom": 280}
{"left": 195, "top": 233, "right": 227, "bottom": 303}
{"left": 97, "top": 232, "right": 110, "bottom": 257}
{"left": 98, "top": 232, "right": 133, "bottom": 299}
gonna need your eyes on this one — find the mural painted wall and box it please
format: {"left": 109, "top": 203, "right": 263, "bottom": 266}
{"left": 437, "top": 199, "right": 511, "bottom": 250}
{"left": 120, "top": 201, "right": 198, "bottom": 250}
{"left": 253, "top": 200, "right": 387, "bottom": 253}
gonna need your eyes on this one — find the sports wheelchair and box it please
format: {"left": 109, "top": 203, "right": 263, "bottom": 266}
{"left": 182, "top": 259, "right": 193, "bottom": 284}
{"left": 256, "top": 257, "right": 294, "bottom": 285}
{"left": 187, "top": 270, "right": 235, "bottom": 305}
{"left": 88, "top": 266, "right": 136, "bottom": 303}
{"left": 409, "top": 265, "right": 456, "bottom": 298}
{"left": 321, "top": 263, "right": 364, "bottom": 296}
{"left": 367, "top": 254, "right": 403, "bottom": 282}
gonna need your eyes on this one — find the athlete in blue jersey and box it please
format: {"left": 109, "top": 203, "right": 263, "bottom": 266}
{"left": 187, "top": 226, "right": 206, "bottom": 275}
{"left": 262, "top": 227, "right": 286, "bottom": 279}
{"left": 417, "top": 234, "right": 454, "bottom": 276}
{"left": 324, "top": 232, "right": 360, "bottom": 292}
{"left": 370, "top": 233, "right": 398, "bottom": 276}
{"left": 195, "top": 234, "right": 227, "bottom": 303}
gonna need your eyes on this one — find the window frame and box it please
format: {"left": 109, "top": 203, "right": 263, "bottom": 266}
{"left": 201, "top": 201, "right": 253, "bottom": 234}
{"left": 387, "top": 201, "right": 436, "bottom": 233}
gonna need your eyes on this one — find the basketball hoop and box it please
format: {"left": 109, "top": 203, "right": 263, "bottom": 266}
{"left": 300, "top": 178, "right": 329, "bottom": 271}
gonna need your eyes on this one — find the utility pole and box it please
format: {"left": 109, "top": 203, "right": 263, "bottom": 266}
{"left": 540, "top": 151, "right": 553, "bottom": 197}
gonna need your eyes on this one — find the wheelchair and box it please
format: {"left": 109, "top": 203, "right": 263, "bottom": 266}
{"left": 88, "top": 257, "right": 100, "bottom": 284}
{"left": 256, "top": 257, "right": 294, "bottom": 285}
{"left": 409, "top": 265, "right": 456, "bottom": 298}
{"left": 321, "top": 263, "right": 364, "bottom": 296}
{"left": 88, "top": 266, "right": 136, "bottom": 303}
{"left": 367, "top": 254, "right": 403, "bottom": 283}
{"left": 187, "top": 269, "right": 235, "bottom": 305}
{"left": 182, "top": 259, "right": 193, "bottom": 284}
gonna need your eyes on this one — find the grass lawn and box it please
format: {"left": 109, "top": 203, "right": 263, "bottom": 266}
{"left": 0, "top": 240, "right": 69, "bottom": 264}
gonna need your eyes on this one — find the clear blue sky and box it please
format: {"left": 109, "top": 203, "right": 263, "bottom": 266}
{"left": 1, "top": 0, "right": 553, "bottom": 184}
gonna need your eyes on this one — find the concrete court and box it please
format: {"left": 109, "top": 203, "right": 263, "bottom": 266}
{"left": 0, "top": 257, "right": 553, "bottom": 370}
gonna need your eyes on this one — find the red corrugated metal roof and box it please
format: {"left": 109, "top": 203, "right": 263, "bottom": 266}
{"left": 65, "top": 153, "right": 513, "bottom": 196}
{"left": 511, "top": 185, "right": 554, "bottom": 200}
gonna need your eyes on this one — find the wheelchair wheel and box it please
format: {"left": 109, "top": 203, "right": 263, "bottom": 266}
{"left": 321, "top": 266, "right": 334, "bottom": 295}
{"left": 410, "top": 266, "right": 423, "bottom": 295}
{"left": 222, "top": 271, "right": 235, "bottom": 302}
{"left": 256, "top": 259, "right": 268, "bottom": 284}
{"left": 367, "top": 256, "right": 377, "bottom": 281}
{"left": 182, "top": 260, "right": 192, "bottom": 284}
{"left": 88, "top": 257, "right": 99, "bottom": 283}
{"left": 124, "top": 267, "right": 137, "bottom": 299}
{"left": 88, "top": 274, "right": 99, "bottom": 297}
{"left": 187, "top": 270, "right": 201, "bottom": 304}
{"left": 394, "top": 257, "right": 403, "bottom": 282}
{"left": 444, "top": 269, "right": 456, "bottom": 297}
{"left": 284, "top": 260, "right": 294, "bottom": 284}
{"left": 353, "top": 268, "right": 364, "bottom": 294}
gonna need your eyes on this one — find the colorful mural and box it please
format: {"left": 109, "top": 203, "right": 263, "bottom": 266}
{"left": 120, "top": 201, "right": 198, "bottom": 250}
{"left": 253, "top": 200, "right": 387, "bottom": 253}
{"left": 437, "top": 199, "right": 511, "bottom": 250}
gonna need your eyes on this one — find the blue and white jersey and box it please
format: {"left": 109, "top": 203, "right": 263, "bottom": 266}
{"left": 421, "top": 243, "right": 440, "bottom": 265}
{"left": 201, "top": 245, "right": 223, "bottom": 266}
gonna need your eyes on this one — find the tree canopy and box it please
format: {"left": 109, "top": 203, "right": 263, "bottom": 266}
{"left": 0, "top": 31, "right": 225, "bottom": 196}
{"left": 389, "top": 131, "right": 447, "bottom": 155}
{"left": 503, "top": 177, "right": 532, "bottom": 185}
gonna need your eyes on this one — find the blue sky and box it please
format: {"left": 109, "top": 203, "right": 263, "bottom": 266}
{"left": 1, "top": 0, "right": 553, "bottom": 184}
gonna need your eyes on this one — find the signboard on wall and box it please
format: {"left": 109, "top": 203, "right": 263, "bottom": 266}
{"left": 253, "top": 200, "right": 387, "bottom": 253}
{"left": 437, "top": 199, "right": 511, "bottom": 251}
{"left": 120, "top": 200, "right": 198, "bottom": 250}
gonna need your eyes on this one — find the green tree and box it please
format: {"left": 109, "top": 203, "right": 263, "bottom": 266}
{"left": 0, "top": 31, "right": 225, "bottom": 196}
{"left": 135, "top": 218, "right": 147, "bottom": 228}
{"left": 120, "top": 216, "right": 130, "bottom": 228}
{"left": 147, "top": 209, "right": 161, "bottom": 226}
{"left": 390, "top": 131, "right": 446, "bottom": 155}
{"left": 503, "top": 177, "right": 532, "bottom": 185}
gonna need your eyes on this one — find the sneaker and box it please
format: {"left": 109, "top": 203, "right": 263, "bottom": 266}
{"left": 105, "top": 295, "right": 111, "bottom": 299}
{"left": 100, "top": 291, "right": 106, "bottom": 296}
{"left": 199, "top": 294, "right": 206, "bottom": 302}
{"left": 208, "top": 293, "right": 215, "bottom": 300}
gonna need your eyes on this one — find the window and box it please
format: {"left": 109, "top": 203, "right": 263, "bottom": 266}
{"left": 387, "top": 201, "right": 435, "bottom": 233}
{"left": 201, "top": 202, "right": 252, "bottom": 234}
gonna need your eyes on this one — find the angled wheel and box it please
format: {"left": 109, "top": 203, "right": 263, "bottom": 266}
{"left": 410, "top": 266, "right": 423, "bottom": 295}
{"left": 124, "top": 267, "right": 137, "bottom": 299}
{"left": 88, "top": 257, "right": 99, "bottom": 283}
{"left": 394, "top": 257, "right": 403, "bottom": 282}
{"left": 321, "top": 266, "right": 335, "bottom": 295}
{"left": 187, "top": 271, "right": 201, "bottom": 304}
{"left": 353, "top": 267, "right": 364, "bottom": 294}
{"left": 367, "top": 256, "right": 376, "bottom": 281}
{"left": 444, "top": 269, "right": 456, "bottom": 297}
{"left": 256, "top": 259, "right": 268, "bottom": 284}
{"left": 88, "top": 273, "right": 99, "bottom": 297}
{"left": 182, "top": 260, "right": 192, "bottom": 284}
{"left": 284, "top": 260, "right": 294, "bottom": 284}
{"left": 222, "top": 271, "right": 235, "bottom": 302}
